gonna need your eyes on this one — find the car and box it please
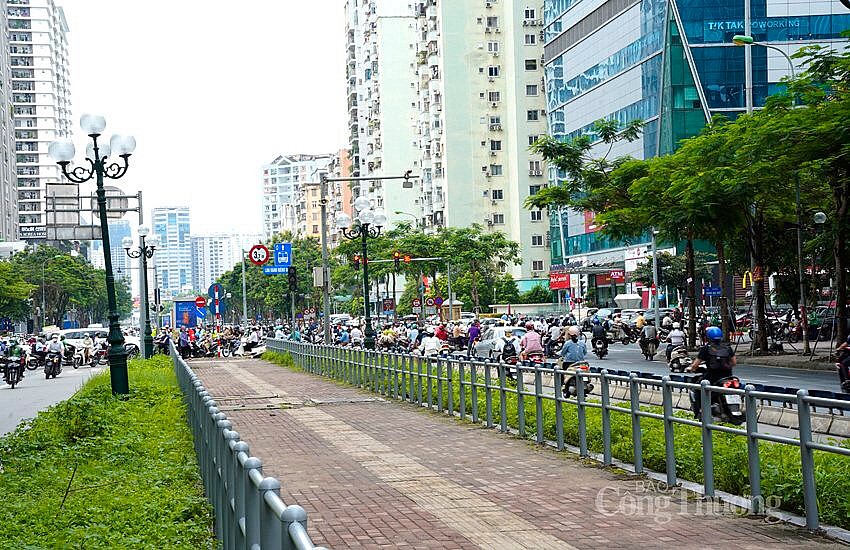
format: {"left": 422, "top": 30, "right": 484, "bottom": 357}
{"left": 53, "top": 328, "right": 141, "bottom": 359}
{"left": 473, "top": 325, "right": 528, "bottom": 359}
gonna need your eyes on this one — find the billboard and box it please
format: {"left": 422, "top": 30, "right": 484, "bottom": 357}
{"left": 549, "top": 271, "right": 570, "bottom": 290}
{"left": 173, "top": 300, "right": 199, "bottom": 328}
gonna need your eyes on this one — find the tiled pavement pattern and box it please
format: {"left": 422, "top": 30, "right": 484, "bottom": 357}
{"left": 191, "top": 358, "right": 841, "bottom": 549}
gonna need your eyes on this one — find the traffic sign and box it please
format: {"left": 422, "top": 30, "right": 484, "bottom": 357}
{"left": 195, "top": 307, "right": 207, "bottom": 319}
{"left": 208, "top": 283, "right": 226, "bottom": 298}
{"left": 704, "top": 286, "right": 722, "bottom": 297}
{"left": 195, "top": 296, "right": 207, "bottom": 308}
{"left": 412, "top": 298, "right": 421, "bottom": 307}
{"left": 434, "top": 296, "right": 444, "bottom": 307}
{"left": 425, "top": 297, "right": 435, "bottom": 307}
{"left": 249, "top": 244, "right": 270, "bottom": 266}
{"left": 274, "top": 242, "right": 292, "bottom": 267}
{"left": 263, "top": 266, "right": 289, "bottom": 275}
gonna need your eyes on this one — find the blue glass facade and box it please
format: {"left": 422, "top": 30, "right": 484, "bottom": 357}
{"left": 543, "top": 0, "right": 849, "bottom": 266}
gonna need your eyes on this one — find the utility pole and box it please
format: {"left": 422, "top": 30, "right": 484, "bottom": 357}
{"left": 651, "top": 229, "right": 660, "bottom": 327}
{"left": 447, "top": 262, "right": 453, "bottom": 321}
{"left": 241, "top": 249, "right": 248, "bottom": 326}
{"left": 319, "top": 174, "right": 332, "bottom": 344}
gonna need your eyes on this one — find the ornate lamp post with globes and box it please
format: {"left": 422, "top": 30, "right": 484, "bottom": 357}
{"left": 123, "top": 227, "right": 159, "bottom": 360}
{"left": 48, "top": 114, "right": 137, "bottom": 395}
{"left": 336, "top": 196, "right": 387, "bottom": 350}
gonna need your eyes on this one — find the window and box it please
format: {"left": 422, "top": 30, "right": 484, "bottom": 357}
{"left": 493, "top": 213, "right": 505, "bottom": 224}
{"left": 529, "top": 160, "right": 541, "bottom": 171}
{"left": 490, "top": 164, "right": 503, "bottom": 176}
{"left": 487, "top": 41, "right": 499, "bottom": 52}
{"left": 524, "top": 8, "right": 536, "bottom": 19}
{"left": 526, "top": 84, "right": 538, "bottom": 96}
{"left": 532, "top": 260, "right": 544, "bottom": 271}
{"left": 488, "top": 91, "right": 501, "bottom": 102}
{"left": 489, "top": 115, "right": 501, "bottom": 125}
{"left": 529, "top": 185, "right": 542, "bottom": 195}
{"left": 486, "top": 16, "right": 499, "bottom": 27}
{"left": 488, "top": 66, "right": 500, "bottom": 77}
{"left": 525, "top": 59, "right": 538, "bottom": 70}
{"left": 490, "top": 140, "right": 502, "bottom": 151}
{"left": 528, "top": 134, "right": 540, "bottom": 145}
{"left": 313, "top": 225, "right": 319, "bottom": 233}
{"left": 491, "top": 189, "right": 504, "bottom": 200}
{"left": 527, "top": 110, "right": 539, "bottom": 121}
{"left": 531, "top": 235, "right": 544, "bottom": 246}
{"left": 530, "top": 210, "right": 543, "bottom": 222}
{"left": 524, "top": 34, "right": 537, "bottom": 45}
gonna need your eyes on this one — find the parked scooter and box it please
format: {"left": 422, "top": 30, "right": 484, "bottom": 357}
{"left": 687, "top": 366, "right": 745, "bottom": 425}
{"left": 667, "top": 345, "right": 690, "bottom": 372}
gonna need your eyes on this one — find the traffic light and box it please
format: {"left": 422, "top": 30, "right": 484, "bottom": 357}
{"left": 403, "top": 254, "right": 411, "bottom": 264}
{"left": 393, "top": 251, "right": 401, "bottom": 269}
{"left": 288, "top": 265, "right": 297, "bottom": 287}
{"left": 353, "top": 254, "right": 361, "bottom": 269}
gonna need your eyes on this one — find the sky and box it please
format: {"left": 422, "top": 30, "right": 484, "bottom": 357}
{"left": 62, "top": 0, "right": 348, "bottom": 235}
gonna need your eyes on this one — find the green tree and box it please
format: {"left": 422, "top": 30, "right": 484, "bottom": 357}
{"left": 0, "top": 261, "right": 35, "bottom": 321}
{"left": 520, "top": 284, "right": 554, "bottom": 304}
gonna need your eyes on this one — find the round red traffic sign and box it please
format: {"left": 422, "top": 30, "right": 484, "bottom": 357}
{"left": 249, "top": 244, "right": 270, "bottom": 266}
{"left": 195, "top": 296, "right": 207, "bottom": 308}
{"left": 412, "top": 298, "right": 422, "bottom": 307}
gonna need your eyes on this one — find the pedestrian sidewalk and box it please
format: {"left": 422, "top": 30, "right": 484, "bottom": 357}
{"left": 192, "top": 358, "right": 838, "bottom": 549}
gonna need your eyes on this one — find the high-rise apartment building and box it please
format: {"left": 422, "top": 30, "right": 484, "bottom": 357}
{"left": 261, "top": 154, "right": 332, "bottom": 240}
{"left": 412, "top": 1, "right": 550, "bottom": 289}
{"left": 89, "top": 219, "right": 131, "bottom": 286}
{"left": 542, "top": 0, "right": 850, "bottom": 300}
{"left": 327, "top": 148, "right": 354, "bottom": 248}
{"left": 152, "top": 206, "right": 192, "bottom": 298}
{"left": 8, "top": 0, "right": 71, "bottom": 242}
{"left": 345, "top": 0, "right": 422, "bottom": 228}
{"left": 191, "top": 233, "right": 263, "bottom": 293}
{"left": 0, "top": 2, "right": 19, "bottom": 241}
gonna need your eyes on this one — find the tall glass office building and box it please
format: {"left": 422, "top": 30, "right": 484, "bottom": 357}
{"left": 543, "top": 0, "right": 850, "bottom": 272}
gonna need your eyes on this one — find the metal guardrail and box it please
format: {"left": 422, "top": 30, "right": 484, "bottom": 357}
{"left": 170, "top": 342, "right": 327, "bottom": 550}
{"left": 267, "top": 339, "right": 850, "bottom": 532}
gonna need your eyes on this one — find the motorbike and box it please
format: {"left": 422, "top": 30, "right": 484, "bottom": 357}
{"left": 500, "top": 353, "right": 519, "bottom": 381}
{"left": 667, "top": 345, "right": 690, "bottom": 372}
{"left": 613, "top": 324, "right": 637, "bottom": 345}
{"left": 559, "top": 360, "right": 595, "bottom": 399}
{"left": 639, "top": 337, "right": 659, "bottom": 360}
{"left": 3, "top": 356, "right": 25, "bottom": 389}
{"left": 687, "top": 367, "right": 745, "bottom": 425}
{"left": 45, "top": 351, "right": 62, "bottom": 379}
{"left": 154, "top": 335, "right": 171, "bottom": 355}
{"left": 592, "top": 338, "right": 608, "bottom": 359}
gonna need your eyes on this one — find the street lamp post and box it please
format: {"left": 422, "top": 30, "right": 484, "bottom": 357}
{"left": 336, "top": 197, "right": 387, "bottom": 350}
{"left": 123, "top": 228, "right": 159, "bottom": 359}
{"left": 49, "top": 114, "right": 137, "bottom": 395}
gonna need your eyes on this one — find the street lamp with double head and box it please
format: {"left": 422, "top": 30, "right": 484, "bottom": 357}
{"left": 337, "top": 196, "right": 387, "bottom": 349}
{"left": 49, "top": 114, "right": 137, "bottom": 395}
{"left": 123, "top": 227, "right": 159, "bottom": 360}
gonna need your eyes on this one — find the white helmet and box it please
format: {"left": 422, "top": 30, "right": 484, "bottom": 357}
{"left": 672, "top": 322, "right": 680, "bottom": 329}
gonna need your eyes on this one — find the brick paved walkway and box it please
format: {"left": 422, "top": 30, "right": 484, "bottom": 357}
{"left": 191, "top": 358, "right": 840, "bottom": 549}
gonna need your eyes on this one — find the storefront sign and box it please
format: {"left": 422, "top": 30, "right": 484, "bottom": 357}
{"left": 549, "top": 271, "right": 570, "bottom": 290}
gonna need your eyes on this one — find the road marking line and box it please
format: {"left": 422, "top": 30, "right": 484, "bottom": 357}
{"left": 286, "top": 406, "right": 577, "bottom": 550}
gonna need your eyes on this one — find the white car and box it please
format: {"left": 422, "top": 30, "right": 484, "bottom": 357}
{"left": 52, "top": 328, "right": 141, "bottom": 359}
{"left": 473, "top": 326, "right": 528, "bottom": 359}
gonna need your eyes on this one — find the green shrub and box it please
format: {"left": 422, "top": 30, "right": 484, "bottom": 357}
{"left": 0, "top": 355, "right": 215, "bottom": 549}
{"left": 265, "top": 350, "right": 850, "bottom": 530}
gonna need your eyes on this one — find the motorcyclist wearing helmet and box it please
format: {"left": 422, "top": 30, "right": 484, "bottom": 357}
{"left": 82, "top": 333, "right": 94, "bottom": 364}
{"left": 638, "top": 321, "right": 658, "bottom": 355}
{"left": 559, "top": 326, "right": 586, "bottom": 364}
{"left": 665, "top": 322, "right": 686, "bottom": 362}
{"left": 590, "top": 319, "right": 608, "bottom": 352}
{"left": 6, "top": 339, "right": 25, "bottom": 379}
{"left": 687, "top": 326, "right": 736, "bottom": 384}
{"left": 520, "top": 322, "right": 544, "bottom": 359}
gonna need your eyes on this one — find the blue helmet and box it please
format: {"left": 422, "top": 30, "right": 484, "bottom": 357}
{"left": 706, "top": 326, "right": 722, "bottom": 342}
{"left": 592, "top": 319, "right": 600, "bottom": 325}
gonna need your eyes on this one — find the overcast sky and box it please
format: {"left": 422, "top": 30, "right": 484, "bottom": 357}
{"left": 62, "top": 0, "right": 347, "bottom": 235}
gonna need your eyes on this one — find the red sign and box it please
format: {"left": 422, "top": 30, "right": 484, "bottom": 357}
{"left": 248, "top": 244, "right": 270, "bottom": 266}
{"left": 549, "top": 271, "right": 570, "bottom": 290}
{"left": 412, "top": 298, "right": 422, "bottom": 307}
{"left": 195, "top": 296, "right": 207, "bottom": 308}
{"left": 609, "top": 269, "right": 625, "bottom": 281}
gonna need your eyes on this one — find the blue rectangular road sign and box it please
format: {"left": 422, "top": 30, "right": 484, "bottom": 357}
{"left": 196, "top": 307, "right": 207, "bottom": 319}
{"left": 274, "top": 243, "right": 292, "bottom": 267}
{"left": 263, "top": 266, "right": 289, "bottom": 275}
{"left": 704, "top": 286, "right": 722, "bottom": 297}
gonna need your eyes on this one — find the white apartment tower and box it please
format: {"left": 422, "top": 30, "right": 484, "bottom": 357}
{"left": 191, "top": 233, "right": 263, "bottom": 292}
{"left": 413, "top": 1, "right": 549, "bottom": 287}
{"left": 346, "top": 0, "right": 421, "bottom": 227}
{"left": 8, "top": 0, "right": 71, "bottom": 242}
{"left": 152, "top": 206, "right": 192, "bottom": 298}
{"left": 261, "top": 154, "right": 332, "bottom": 240}
{"left": 0, "top": 2, "right": 20, "bottom": 241}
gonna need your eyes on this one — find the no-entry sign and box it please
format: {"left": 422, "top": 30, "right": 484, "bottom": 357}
{"left": 195, "top": 296, "right": 207, "bottom": 308}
